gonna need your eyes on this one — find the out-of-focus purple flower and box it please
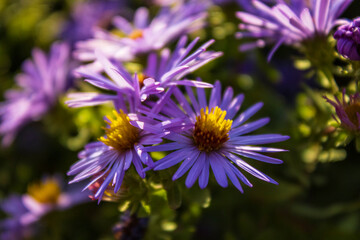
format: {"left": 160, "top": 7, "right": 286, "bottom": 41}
{"left": 67, "top": 108, "right": 163, "bottom": 203}
{"left": 144, "top": 36, "right": 222, "bottom": 88}
{"left": 0, "top": 177, "right": 88, "bottom": 240}
{"left": 62, "top": 0, "right": 124, "bottom": 44}
{"left": 112, "top": 211, "right": 149, "bottom": 240}
{"left": 0, "top": 42, "right": 71, "bottom": 146}
{"left": 236, "top": 0, "right": 352, "bottom": 60}
{"left": 213, "top": 0, "right": 233, "bottom": 5}
{"left": 324, "top": 89, "right": 360, "bottom": 133}
{"left": 237, "top": 0, "right": 307, "bottom": 14}
{"left": 74, "top": 1, "right": 209, "bottom": 64}
{"left": 142, "top": 81, "right": 289, "bottom": 191}
{"left": 66, "top": 37, "right": 219, "bottom": 108}
{"left": 152, "top": 0, "right": 184, "bottom": 6}
{"left": 334, "top": 17, "right": 360, "bottom": 61}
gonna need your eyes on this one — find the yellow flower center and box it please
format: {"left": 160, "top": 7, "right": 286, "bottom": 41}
{"left": 128, "top": 29, "right": 143, "bottom": 40}
{"left": 27, "top": 178, "right": 61, "bottom": 204}
{"left": 344, "top": 102, "right": 360, "bottom": 127}
{"left": 193, "top": 107, "right": 232, "bottom": 152}
{"left": 99, "top": 110, "right": 139, "bottom": 152}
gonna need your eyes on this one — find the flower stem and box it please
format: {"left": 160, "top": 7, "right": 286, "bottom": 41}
{"left": 322, "top": 67, "right": 339, "bottom": 94}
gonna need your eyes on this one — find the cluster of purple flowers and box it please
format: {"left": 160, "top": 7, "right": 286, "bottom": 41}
{"left": 63, "top": 1, "right": 289, "bottom": 203}
{"left": 2, "top": 0, "right": 360, "bottom": 238}
{"left": 236, "top": 0, "right": 353, "bottom": 60}
{"left": 2, "top": 0, "right": 359, "bottom": 207}
{"left": 74, "top": 0, "right": 210, "bottom": 71}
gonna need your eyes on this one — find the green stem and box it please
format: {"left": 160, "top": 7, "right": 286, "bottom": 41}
{"left": 322, "top": 67, "right": 338, "bottom": 94}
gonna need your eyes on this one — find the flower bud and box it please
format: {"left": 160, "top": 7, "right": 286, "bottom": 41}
{"left": 334, "top": 18, "right": 360, "bottom": 61}
{"left": 324, "top": 90, "right": 360, "bottom": 133}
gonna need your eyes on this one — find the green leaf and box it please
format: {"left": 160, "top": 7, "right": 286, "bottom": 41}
{"left": 165, "top": 182, "right": 182, "bottom": 210}
{"left": 137, "top": 201, "right": 151, "bottom": 217}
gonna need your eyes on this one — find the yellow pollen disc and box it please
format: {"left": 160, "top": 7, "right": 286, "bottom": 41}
{"left": 193, "top": 106, "right": 232, "bottom": 152}
{"left": 99, "top": 110, "right": 139, "bottom": 152}
{"left": 128, "top": 29, "right": 143, "bottom": 40}
{"left": 27, "top": 178, "right": 61, "bottom": 204}
{"left": 344, "top": 102, "right": 360, "bottom": 127}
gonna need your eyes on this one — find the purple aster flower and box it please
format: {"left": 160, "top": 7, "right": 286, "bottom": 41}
{"left": 213, "top": 0, "right": 233, "bottom": 5}
{"left": 0, "top": 177, "right": 88, "bottom": 240}
{"left": 334, "top": 17, "right": 360, "bottom": 61}
{"left": 66, "top": 37, "right": 219, "bottom": 108}
{"left": 61, "top": 0, "right": 124, "bottom": 44}
{"left": 237, "top": 0, "right": 308, "bottom": 14}
{"left": 0, "top": 42, "right": 71, "bottom": 146}
{"left": 152, "top": 0, "right": 184, "bottom": 6}
{"left": 324, "top": 89, "right": 360, "bottom": 133}
{"left": 67, "top": 106, "right": 164, "bottom": 203}
{"left": 112, "top": 211, "right": 148, "bottom": 240}
{"left": 236, "top": 0, "right": 352, "bottom": 60}
{"left": 142, "top": 81, "right": 289, "bottom": 191}
{"left": 74, "top": 1, "right": 209, "bottom": 64}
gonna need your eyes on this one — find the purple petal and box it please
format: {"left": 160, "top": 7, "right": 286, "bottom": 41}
{"left": 232, "top": 149, "right": 284, "bottom": 164}
{"left": 154, "top": 148, "right": 191, "bottom": 170}
{"left": 209, "top": 153, "right": 228, "bottom": 187}
{"left": 172, "top": 150, "right": 200, "bottom": 180}
{"left": 232, "top": 102, "right": 263, "bottom": 127}
{"left": 229, "top": 134, "right": 290, "bottom": 145}
{"left": 227, "top": 152, "right": 278, "bottom": 184}
{"left": 209, "top": 81, "right": 222, "bottom": 109}
{"left": 185, "top": 152, "right": 206, "bottom": 188}
{"left": 144, "top": 142, "right": 184, "bottom": 152}
{"left": 230, "top": 118, "right": 270, "bottom": 136}
{"left": 198, "top": 156, "right": 210, "bottom": 189}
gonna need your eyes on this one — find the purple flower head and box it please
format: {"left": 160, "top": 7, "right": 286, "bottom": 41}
{"left": 152, "top": 0, "right": 184, "bottom": 6}
{"left": 236, "top": 0, "right": 353, "bottom": 60}
{"left": 62, "top": 0, "right": 124, "bottom": 44}
{"left": 144, "top": 36, "right": 222, "bottom": 84}
{"left": 0, "top": 42, "right": 71, "bottom": 146}
{"left": 66, "top": 37, "right": 219, "bottom": 109}
{"left": 237, "top": 0, "right": 309, "bottom": 15}
{"left": 334, "top": 17, "right": 360, "bottom": 61}
{"left": 112, "top": 211, "right": 148, "bottom": 240}
{"left": 67, "top": 108, "right": 164, "bottom": 203}
{"left": 142, "top": 81, "right": 289, "bottom": 191}
{"left": 0, "top": 176, "right": 88, "bottom": 239}
{"left": 324, "top": 89, "right": 360, "bottom": 133}
{"left": 213, "top": 0, "right": 233, "bottom": 5}
{"left": 74, "top": 1, "right": 209, "bottom": 64}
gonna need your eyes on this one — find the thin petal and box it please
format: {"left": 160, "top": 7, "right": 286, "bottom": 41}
{"left": 185, "top": 152, "right": 206, "bottom": 188}
{"left": 209, "top": 153, "right": 228, "bottom": 187}
{"left": 198, "top": 156, "right": 210, "bottom": 189}
{"left": 172, "top": 150, "right": 200, "bottom": 180}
